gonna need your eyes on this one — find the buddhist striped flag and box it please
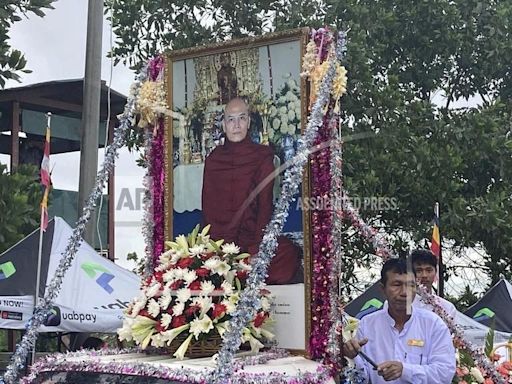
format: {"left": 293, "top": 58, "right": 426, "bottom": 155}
{"left": 430, "top": 207, "right": 440, "bottom": 258}
{"left": 40, "top": 116, "right": 51, "bottom": 231}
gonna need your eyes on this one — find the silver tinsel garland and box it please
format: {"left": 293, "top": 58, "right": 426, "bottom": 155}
{"left": 211, "top": 33, "right": 347, "bottom": 384}
{"left": 326, "top": 121, "right": 345, "bottom": 364}
{"left": 142, "top": 128, "right": 155, "bottom": 277}
{"left": 1, "top": 70, "right": 147, "bottom": 384}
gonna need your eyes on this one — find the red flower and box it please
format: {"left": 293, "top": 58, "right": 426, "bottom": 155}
{"left": 170, "top": 280, "right": 184, "bottom": 290}
{"left": 236, "top": 270, "right": 248, "bottom": 280}
{"left": 138, "top": 309, "right": 153, "bottom": 319}
{"left": 177, "top": 257, "right": 195, "bottom": 268}
{"left": 189, "top": 280, "right": 201, "bottom": 291}
{"left": 253, "top": 311, "right": 268, "bottom": 328}
{"left": 171, "top": 315, "right": 187, "bottom": 328}
{"left": 155, "top": 321, "right": 168, "bottom": 333}
{"left": 153, "top": 271, "right": 164, "bottom": 282}
{"left": 212, "top": 303, "right": 227, "bottom": 319}
{"left": 195, "top": 267, "right": 210, "bottom": 277}
{"left": 185, "top": 304, "right": 201, "bottom": 317}
{"left": 201, "top": 252, "right": 215, "bottom": 261}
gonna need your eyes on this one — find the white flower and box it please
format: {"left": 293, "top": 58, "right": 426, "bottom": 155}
{"left": 147, "top": 299, "right": 160, "bottom": 318}
{"left": 287, "top": 109, "right": 296, "bottom": 121}
{"left": 280, "top": 122, "right": 289, "bottom": 134}
{"left": 173, "top": 333, "right": 193, "bottom": 360}
{"left": 270, "top": 106, "right": 277, "bottom": 115}
{"left": 161, "top": 313, "right": 172, "bottom": 329}
{"left": 278, "top": 96, "right": 286, "bottom": 104}
{"left": 272, "top": 118, "right": 281, "bottom": 130}
{"left": 172, "top": 302, "right": 185, "bottom": 316}
{"left": 176, "top": 288, "right": 191, "bottom": 303}
{"left": 220, "top": 281, "right": 234, "bottom": 295}
{"left": 117, "top": 318, "right": 134, "bottom": 341}
{"left": 279, "top": 106, "right": 287, "bottom": 115}
{"left": 130, "top": 295, "right": 147, "bottom": 317}
{"left": 146, "top": 281, "right": 161, "bottom": 298}
{"left": 161, "top": 323, "right": 189, "bottom": 345}
{"left": 150, "top": 333, "right": 166, "bottom": 348}
{"left": 189, "top": 244, "right": 205, "bottom": 256}
{"left": 204, "top": 257, "right": 221, "bottom": 271}
{"left": 189, "top": 314, "right": 214, "bottom": 339}
{"left": 279, "top": 112, "right": 288, "bottom": 124}
{"left": 183, "top": 270, "right": 197, "bottom": 285}
{"left": 159, "top": 290, "right": 172, "bottom": 309}
{"left": 194, "top": 296, "right": 213, "bottom": 317}
{"left": 215, "top": 261, "right": 231, "bottom": 276}
{"left": 174, "top": 268, "right": 185, "bottom": 279}
{"left": 268, "top": 128, "right": 274, "bottom": 140}
{"left": 288, "top": 123, "right": 297, "bottom": 135}
{"left": 294, "top": 100, "right": 301, "bottom": 110}
{"left": 221, "top": 242, "right": 240, "bottom": 255}
{"left": 163, "top": 269, "right": 176, "bottom": 282}
{"left": 260, "top": 297, "right": 271, "bottom": 311}
{"left": 469, "top": 367, "right": 484, "bottom": 383}
{"left": 200, "top": 281, "right": 215, "bottom": 296}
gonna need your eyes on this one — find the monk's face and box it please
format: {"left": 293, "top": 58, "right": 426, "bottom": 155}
{"left": 223, "top": 99, "right": 250, "bottom": 142}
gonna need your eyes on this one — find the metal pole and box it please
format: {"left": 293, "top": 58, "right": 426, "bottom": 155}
{"left": 32, "top": 112, "right": 52, "bottom": 365}
{"left": 78, "top": 0, "right": 104, "bottom": 246}
{"left": 435, "top": 202, "right": 444, "bottom": 297}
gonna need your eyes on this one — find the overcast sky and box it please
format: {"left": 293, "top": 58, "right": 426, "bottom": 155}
{"left": 1, "top": 0, "right": 145, "bottom": 271}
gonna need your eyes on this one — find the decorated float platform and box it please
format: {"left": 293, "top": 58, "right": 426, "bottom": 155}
{"left": 20, "top": 349, "right": 335, "bottom": 383}
{"left": 4, "top": 26, "right": 512, "bottom": 384}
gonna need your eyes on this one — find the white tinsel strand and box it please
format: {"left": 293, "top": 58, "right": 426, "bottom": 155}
{"left": 211, "top": 33, "right": 345, "bottom": 384}
{"left": 142, "top": 128, "right": 155, "bottom": 277}
{"left": 1, "top": 70, "right": 147, "bottom": 384}
{"left": 326, "top": 121, "right": 345, "bottom": 364}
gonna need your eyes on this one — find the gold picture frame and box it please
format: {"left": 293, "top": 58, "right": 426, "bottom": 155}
{"left": 163, "top": 28, "right": 312, "bottom": 354}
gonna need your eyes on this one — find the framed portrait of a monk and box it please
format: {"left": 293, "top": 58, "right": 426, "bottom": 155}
{"left": 163, "top": 28, "right": 312, "bottom": 353}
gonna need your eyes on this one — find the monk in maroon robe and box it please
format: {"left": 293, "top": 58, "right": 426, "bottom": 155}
{"left": 202, "top": 98, "right": 301, "bottom": 284}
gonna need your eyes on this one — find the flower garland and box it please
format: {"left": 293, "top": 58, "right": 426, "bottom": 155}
{"left": 1, "top": 69, "right": 147, "bottom": 384}
{"left": 417, "top": 285, "right": 507, "bottom": 384}
{"left": 20, "top": 348, "right": 332, "bottom": 384}
{"left": 211, "top": 33, "right": 347, "bottom": 384}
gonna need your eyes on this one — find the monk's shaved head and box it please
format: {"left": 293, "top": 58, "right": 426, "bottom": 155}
{"left": 223, "top": 98, "right": 251, "bottom": 142}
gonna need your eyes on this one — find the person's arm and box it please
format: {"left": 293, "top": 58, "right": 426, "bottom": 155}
{"left": 400, "top": 319, "right": 456, "bottom": 383}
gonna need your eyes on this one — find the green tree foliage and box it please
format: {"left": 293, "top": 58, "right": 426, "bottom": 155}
{"left": 0, "top": 163, "right": 42, "bottom": 253}
{"left": 108, "top": 0, "right": 512, "bottom": 285}
{"left": 0, "top": 0, "right": 56, "bottom": 87}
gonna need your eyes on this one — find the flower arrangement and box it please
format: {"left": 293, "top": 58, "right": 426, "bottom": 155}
{"left": 267, "top": 73, "right": 302, "bottom": 147}
{"left": 117, "top": 225, "right": 274, "bottom": 359}
{"left": 454, "top": 349, "right": 512, "bottom": 384}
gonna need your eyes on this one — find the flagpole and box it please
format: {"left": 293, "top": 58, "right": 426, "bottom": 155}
{"left": 33, "top": 112, "right": 52, "bottom": 364}
{"left": 435, "top": 202, "right": 444, "bottom": 297}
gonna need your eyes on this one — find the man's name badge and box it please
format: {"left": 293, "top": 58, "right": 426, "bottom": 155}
{"left": 407, "top": 339, "right": 425, "bottom": 347}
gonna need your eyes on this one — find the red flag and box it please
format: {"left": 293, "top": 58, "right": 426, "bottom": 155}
{"left": 40, "top": 124, "right": 51, "bottom": 231}
{"left": 430, "top": 214, "right": 440, "bottom": 258}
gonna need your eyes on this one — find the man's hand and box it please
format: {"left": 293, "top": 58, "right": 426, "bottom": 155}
{"left": 342, "top": 337, "right": 368, "bottom": 359}
{"left": 377, "top": 361, "right": 403, "bottom": 381}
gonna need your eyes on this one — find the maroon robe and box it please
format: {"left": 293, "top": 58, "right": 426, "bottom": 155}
{"left": 202, "top": 136, "right": 301, "bottom": 284}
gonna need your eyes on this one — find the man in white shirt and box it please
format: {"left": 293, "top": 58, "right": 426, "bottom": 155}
{"left": 343, "top": 258, "right": 456, "bottom": 383}
{"left": 410, "top": 249, "right": 457, "bottom": 318}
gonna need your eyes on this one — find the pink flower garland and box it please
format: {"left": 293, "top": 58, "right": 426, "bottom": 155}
{"left": 309, "top": 112, "right": 334, "bottom": 359}
{"left": 146, "top": 55, "right": 166, "bottom": 265}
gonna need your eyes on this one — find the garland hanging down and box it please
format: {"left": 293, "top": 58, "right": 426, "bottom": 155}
{"left": 1, "top": 69, "right": 148, "bottom": 384}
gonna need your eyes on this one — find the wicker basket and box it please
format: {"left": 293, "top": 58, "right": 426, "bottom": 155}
{"left": 167, "top": 331, "right": 224, "bottom": 358}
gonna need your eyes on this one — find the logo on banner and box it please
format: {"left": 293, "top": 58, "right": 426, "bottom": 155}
{"left": 473, "top": 307, "right": 495, "bottom": 322}
{"left": 0, "top": 262, "right": 16, "bottom": 280}
{"left": 356, "top": 298, "right": 383, "bottom": 319}
{"left": 43, "top": 306, "right": 61, "bottom": 326}
{"left": 81, "top": 262, "right": 115, "bottom": 294}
